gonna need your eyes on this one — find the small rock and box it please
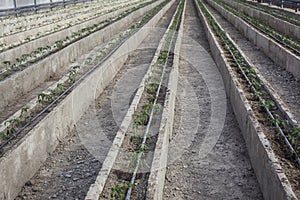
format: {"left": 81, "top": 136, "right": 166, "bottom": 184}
{"left": 65, "top": 174, "right": 72, "bottom": 178}
{"left": 86, "top": 173, "right": 91, "bottom": 177}
{"left": 77, "top": 160, "right": 84, "bottom": 164}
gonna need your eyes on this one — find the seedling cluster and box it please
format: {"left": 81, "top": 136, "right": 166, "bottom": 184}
{"left": 229, "top": 0, "right": 300, "bottom": 26}
{"left": 213, "top": 0, "right": 300, "bottom": 54}
{"left": 111, "top": 1, "right": 184, "bottom": 198}
{"left": 0, "top": 107, "right": 31, "bottom": 141}
{"left": 0, "top": 0, "right": 149, "bottom": 56}
{"left": 0, "top": 0, "right": 161, "bottom": 80}
{"left": 198, "top": 0, "right": 300, "bottom": 164}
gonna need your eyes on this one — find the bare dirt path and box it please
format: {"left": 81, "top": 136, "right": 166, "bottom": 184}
{"left": 163, "top": 0, "right": 263, "bottom": 199}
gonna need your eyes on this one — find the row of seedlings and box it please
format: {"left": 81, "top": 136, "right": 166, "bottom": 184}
{"left": 102, "top": 0, "right": 184, "bottom": 199}
{"left": 0, "top": 0, "right": 112, "bottom": 29}
{"left": 197, "top": 0, "right": 300, "bottom": 194}
{"left": 0, "top": 0, "right": 145, "bottom": 52}
{"left": 224, "top": 0, "right": 300, "bottom": 26}
{"left": 0, "top": 0, "right": 159, "bottom": 80}
{"left": 0, "top": 0, "right": 172, "bottom": 156}
{"left": 210, "top": 0, "right": 300, "bottom": 55}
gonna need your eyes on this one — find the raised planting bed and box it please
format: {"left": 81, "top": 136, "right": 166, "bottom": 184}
{"left": 0, "top": 0, "right": 140, "bottom": 49}
{"left": 146, "top": 1, "right": 185, "bottom": 199}
{"left": 212, "top": 0, "right": 300, "bottom": 53}
{"left": 220, "top": 0, "right": 300, "bottom": 41}
{"left": 205, "top": 0, "right": 300, "bottom": 79}
{"left": 0, "top": 0, "right": 115, "bottom": 34}
{"left": 196, "top": 0, "right": 299, "bottom": 199}
{"left": 0, "top": 0, "right": 173, "bottom": 199}
{"left": 0, "top": 6, "right": 167, "bottom": 152}
{"left": 0, "top": 0, "right": 145, "bottom": 63}
{"left": 244, "top": 0, "right": 300, "bottom": 26}
{"left": 0, "top": 0, "right": 102, "bottom": 17}
{"left": 85, "top": 1, "right": 183, "bottom": 199}
{"left": 0, "top": 0, "right": 107, "bottom": 35}
{"left": 0, "top": 0, "right": 165, "bottom": 112}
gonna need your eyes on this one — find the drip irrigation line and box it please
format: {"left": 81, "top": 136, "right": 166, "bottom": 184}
{"left": 200, "top": 0, "right": 300, "bottom": 165}
{"left": 0, "top": 0, "right": 166, "bottom": 151}
{"left": 0, "top": 0, "right": 156, "bottom": 79}
{"left": 237, "top": 0, "right": 300, "bottom": 25}
{"left": 125, "top": 1, "right": 183, "bottom": 199}
{"left": 221, "top": 32, "right": 300, "bottom": 165}
{"left": 214, "top": 0, "right": 300, "bottom": 56}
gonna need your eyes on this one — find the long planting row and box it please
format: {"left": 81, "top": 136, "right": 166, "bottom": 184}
{"left": 213, "top": 0, "right": 300, "bottom": 54}
{"left": 244, "top": 0, "right": 300, "bottom": 26}
{"left": 196, "top": 0, "right": 299, "bottom": 198}
{"left": 146, "top": 0, "right": 185, "bottom": 198}
{"left": 0, "top": 0, "right": 116, "bottom": 29}
{"left": 0, "top": 0, "right": 137, "bottom": 39}
{"left": 0, "top": 0, "right": 143, "bottom": 51}
{"left": 85, "top": 0, "right": 183, "bottom": 199}
{"left": 0, "top": 0, "right": 170, "bottom": 150}
{"left": 205, "top": 0, "right": 300, "bottom": 79}
{"left": 0, "top": 0, "right": 172, "bottom": 198}
{"left": 0, "top": 0, "right": 111, "bottom": 35}
{"left": 124, "top": 0, "right": 183, "bottom": 198}
{"left": 0, "top": 0, "right": 146, "bottom": 66}
{"left": 0, "top": 0, "right": 164, "bottom": 116}
{"left": 220, "top": 0, "right": 300, "bottom": 42}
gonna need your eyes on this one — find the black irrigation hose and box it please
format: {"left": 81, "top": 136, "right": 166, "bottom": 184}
{"left": 223, "top": 38, "right": 300, "bottom": 166}
{"left": 0, "top": 0, "right": 158, "bottom": 80}
{"left": 1, "top": 1, "right": 171, "bottom": 83}
{"left": 238, "top": 0, "right": 300, "bottom": 26}
{"left": 198, "top": 0, "right": 300, "bottom": 165}
{"left": 0, "top": 0, "right": 137, "bottom": 51}
{"left": 0, "top": 0, "right": 170, "bottom": 151}
{"left": 213, "top": 0, "right": 300, "bottom": 56}
{"left": 125, "top": 1, "right": 183, "bottom": 199}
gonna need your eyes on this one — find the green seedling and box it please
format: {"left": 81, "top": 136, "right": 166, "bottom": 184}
{"left": 0, "top": 131, "right": 7, "bottom": 140}
{"left": 54, "top": 40, "right": 63, "bottom": 49}
{"left": 68, "top": 65, "right": 80, "bottom": 83}
{"left": 37, "top": 93, "right": 53, "bottom": 105}
{"left": 3, "top": 61, "right": 11, "bottom": 69}
{"left": 251, "top": 79, "right": 262, "bottom": 88}
{"left": 111, "top": 183, "right": 132, "bottom": 200}
{"left": 37, "top": 47, "right": 44, "bottom": 54}
{"left": 265, "top": 100, "right": 275, "bottom": 110}
{"left": 146, "top": 82, "right": 159, "bottom": 94}
{"left": 20, "top": 107, "right": 31, "bottom": 122}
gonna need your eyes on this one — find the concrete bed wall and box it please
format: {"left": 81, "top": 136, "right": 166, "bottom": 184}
{"left": 0, "top": 0, "right": 109, "bottom": 34}
{"left": 0, "top": 0, "right": 170, "bottom": 199}
{"left": 85, "top": 1, "right": 175, "bottom": 199}
{"left": 0, "top": 0, "right": 163, "bottom": 111}
{"left": 221, "top": 0, "right": 300, "bottom": 42}
{"left": 0, "top": 2, "right": 139, "bottom": 62}
{"left": 145, "top": 0, "right": 186, "bottom": 199}
{"left": 194, "top": 0, "right": 298, "bottom": 199}
{"left": 206, "top": 0, "right": 300, "bottom": 80}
